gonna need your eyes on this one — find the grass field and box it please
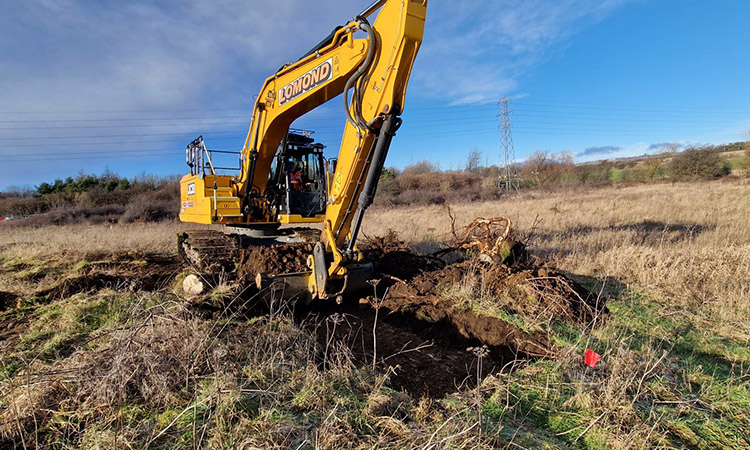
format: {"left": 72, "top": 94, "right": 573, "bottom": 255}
{"left": 1, "top": 180, "right": 748, "bottom": 448}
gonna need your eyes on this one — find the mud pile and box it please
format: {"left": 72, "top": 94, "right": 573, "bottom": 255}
{"left": 212, "top": 232, "right": 606, "bottom": 360}
{"left": 237, "top": 242, "right": 314, "bottom": 282}
{"left": 359, "top": 237, "right": 606, "bottom": 358}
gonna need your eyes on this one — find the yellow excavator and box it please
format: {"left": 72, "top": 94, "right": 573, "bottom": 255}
{"left": 179, "top": 0, "right": 428, "bottom": 301}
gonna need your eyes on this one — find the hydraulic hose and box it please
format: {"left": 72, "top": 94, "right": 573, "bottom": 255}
{"left": 343, "top": 19, "right": 376, "bottom": 134}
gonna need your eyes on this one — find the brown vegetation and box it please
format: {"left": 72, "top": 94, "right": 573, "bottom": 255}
{"left": 0, "top": 173, "right": 180, "bottom": 226}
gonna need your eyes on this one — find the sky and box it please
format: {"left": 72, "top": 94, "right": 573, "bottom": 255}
{"left": 2, "top": 0, "right": 750, "bottom": 190}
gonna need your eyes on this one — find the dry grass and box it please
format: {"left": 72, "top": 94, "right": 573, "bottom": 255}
{"left": 0, "top": 289, "right": 490, "bottom": 449}
{"left": 365, "top": 180, "right": 750, "bottom": 326}
{"left": 0, "top": 222, "right": 196, "bottom": 262}
{"left": 1, "top": 180, "right": 748, "bottom": 448}
{"left": 363, "top": 180, "right": 750, "bottom": 448}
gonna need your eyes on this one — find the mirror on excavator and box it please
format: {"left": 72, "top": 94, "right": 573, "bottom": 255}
{"left": 266, "top": 130, "right": 327, "bottom": 224}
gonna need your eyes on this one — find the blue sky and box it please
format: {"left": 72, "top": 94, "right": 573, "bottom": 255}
{"left": 2, "top": 0, "right": 750, "bottom": 189}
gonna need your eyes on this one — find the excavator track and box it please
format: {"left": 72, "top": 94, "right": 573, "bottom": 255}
{"left": 178, "top": 230, "right": 241, "bottom": 274}
{"left": 178, "top": 228, "right": 322, "bottom": 275}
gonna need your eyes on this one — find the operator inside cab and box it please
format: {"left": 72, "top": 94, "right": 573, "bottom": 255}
{"left": 289, "top": 161, "right": 304, "bottom": 191}
{"left": 266, "top": 131, "right": 327, "bottom": 220}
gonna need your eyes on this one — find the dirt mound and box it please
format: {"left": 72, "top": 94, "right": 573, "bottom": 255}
{"left": 365, "top": 249, "right": 606, "bottom": 358}
{"left": 237, "top": 242, "right": 314, "bottom": 282}
{"left": 387, "top": 261, "right": 602, "bottom": 324}
{"left": 361, "top": 235, "right": 443, "bottom": 281}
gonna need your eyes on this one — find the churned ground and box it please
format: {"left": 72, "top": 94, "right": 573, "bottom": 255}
{"left": 0, "top": 180, "right": 748, "bottom": 449}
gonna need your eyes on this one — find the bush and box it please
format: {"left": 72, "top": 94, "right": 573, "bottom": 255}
{"left": 402, "top": 160, "right": 440, "bottom": 175}
{"left": 574, "top": 163, "right": 612, "bottom": 185}
{"left": 670, "top": 146, "right": 731, "bottom": 180}
{"left": 742, "top": 143, "right": 750, "bottom": 178}
{"left": 373, "top": 170, "right": 492, "bottom": 207}
{"left": 377, "top": 177, "right": 402, "bottom": 197}
{"left": 0, "top": 197, "right": 47, "bottom": 217}
{"left": 4, "top": 205, "right": 126, "bottom": 227}
{"left": 17, "top": 171, "right": 181, "bottom": 227}
{"left": 618, "top": 168, "right": 648, "bottom": 183}
{"left": 121, "top": 190, "right": 178, "bottom": 223}
{"left": 520, "top": 151, "right": 575, "bottom": 187}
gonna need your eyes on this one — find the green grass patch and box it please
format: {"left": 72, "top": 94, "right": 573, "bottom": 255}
{"left": 475, "top": 288, "right": 750, "bottom": 448}
{"left": 11, "top": 291, "right": 127, "bottom": 362}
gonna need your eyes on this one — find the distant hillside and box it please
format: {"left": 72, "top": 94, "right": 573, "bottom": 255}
{"left": 1, "top": 142, "right": 747, "bottom": 226}
{"left": 0, "top": 173, "right": 179, "bottom": 226}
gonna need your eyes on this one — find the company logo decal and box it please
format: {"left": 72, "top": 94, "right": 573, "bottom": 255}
{"left": 278, "top": 58, "right": 333, "bottom": 106}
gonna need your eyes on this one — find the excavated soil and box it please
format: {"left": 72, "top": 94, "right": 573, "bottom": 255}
{"left": 378, "top": 261, "right": 605, "bottom": 355}
{"left": 284, "top": 236, "right": 606, "bottom": 396}
{"left": 230, "top": 236, "right": 606, "bottom": 362}
{"left": 237, "top": 242, "right": 314, "bottom": 282}
{"left": 299, "top": 301, "right": 517, "bottom": 398}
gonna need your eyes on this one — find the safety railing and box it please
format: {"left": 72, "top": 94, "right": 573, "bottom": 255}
{"left": 186, "top": 136, "right": 242, "bottom": 177}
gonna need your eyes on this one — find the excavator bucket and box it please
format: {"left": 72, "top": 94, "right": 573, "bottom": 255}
{"left": 254, "top": 262, "right": 375, "bottom": 304}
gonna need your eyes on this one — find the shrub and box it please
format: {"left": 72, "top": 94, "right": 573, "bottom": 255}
{"left": 379, "top": 167, "right": 397, "bottom": 180}
{"left": 669, "top": 146, "right": 731, "bottom": 180}
{"left": 0, "top": 197, "right": 47, "bottom": 217}
{"left": 574, "top": 163, "right": 612, "bottom": 186}
{"left": 520, "top": 151, "right": 575, "bottom": 187}
{"left": 4, "top": 205, "right": 126, "bottom": 227}
{"left": 402, "top": 160, "right": 440, "bottom": 175}
{"left": 393, "top": 189, "right": 445, "bottom": 206}
{"left": 121, "top": 190, "right": 178, "bottom": 223}
{"left": 377, "top": 177, "right": 401, "bottom": 197}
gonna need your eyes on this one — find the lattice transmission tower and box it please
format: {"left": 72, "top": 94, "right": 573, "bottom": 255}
{"left": 498, "top": 96, "right": 520, "bottom": 193}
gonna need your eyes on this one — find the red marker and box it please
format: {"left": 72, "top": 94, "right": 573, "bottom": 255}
{"left": 584, "top": 349, "right": 601, "bottom": 368}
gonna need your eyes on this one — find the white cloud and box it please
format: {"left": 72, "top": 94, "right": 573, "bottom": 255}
{"left": 416, "top": 0, "right": 632, "bottom": 104}
{"left": 0, "top": 0, "right": 359, "bottom": 113}
{"left": 1, "top": 0, "right": 634, "bottom": 113}
{"left": 0, "top": 0, "right": 634, "bottom": 187}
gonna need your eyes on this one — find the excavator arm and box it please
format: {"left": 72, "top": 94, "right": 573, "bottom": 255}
{"left": 179, "top": 0, "right": 428, "bottom": 300}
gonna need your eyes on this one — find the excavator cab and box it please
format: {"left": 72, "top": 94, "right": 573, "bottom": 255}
{"left": 266, "top": 130, "right": 327, "bottom": 224}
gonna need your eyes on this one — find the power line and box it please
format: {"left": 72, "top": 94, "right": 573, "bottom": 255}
{"left": 513, "top": 100, "right": 750, "bottom": 114}
{"left": 0, "top": 111, "right": 737, "bottom": 135}
{"left": 0, "top": 122, "right": 248, "bottom": 131}
{"left": 0, "top": 130, "right": 243, "bottom": 141}
{"left": 0, "top": 115, "right": 250, "bottom": 124}
{"left": 0, "top": 101, "right": 744, "bottom": 130}
{"left": 2, "top": 99, "right": 750, "bottom": 116}
{"left": 6, "top": 152, "right": 180, "bottom": 163}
